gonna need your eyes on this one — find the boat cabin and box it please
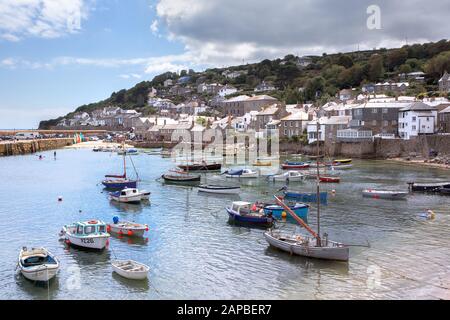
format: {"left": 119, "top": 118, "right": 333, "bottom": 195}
{"left": 72, "top": 220, "right": 108, "bottom": 236}
{"left": 120, "top": 188, "right": 139, "bottom": 197}
{"left": 230, "top": 201, "right": 262, "bottom": 215}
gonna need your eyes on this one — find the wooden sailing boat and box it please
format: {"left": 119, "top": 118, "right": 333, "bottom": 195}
{"left": 102, "top": 142, "right": 138, "bottom": 189}
{"left": 264, "top": 120, "right": 349, "bottom": 261}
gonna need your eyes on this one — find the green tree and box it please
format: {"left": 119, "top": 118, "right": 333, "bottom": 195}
{"left": 367, "top": 54, "right": 384, "bottom": 82}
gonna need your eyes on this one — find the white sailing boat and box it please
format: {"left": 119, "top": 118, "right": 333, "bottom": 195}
{"left": 264, "top": 120, "right": 350, "bottom": 262}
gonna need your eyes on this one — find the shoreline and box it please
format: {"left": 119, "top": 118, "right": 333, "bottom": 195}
{"left": 385, "top": 157, "right": 450, "bottom": 170}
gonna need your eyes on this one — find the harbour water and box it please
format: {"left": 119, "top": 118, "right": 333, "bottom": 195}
{"left": 0, "top": 149, "right": 449, "bottom": 299}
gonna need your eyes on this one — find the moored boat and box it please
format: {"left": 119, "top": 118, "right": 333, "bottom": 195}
{"left": 112, "top": 260, "right": 149, "bottom": 280}
{"left": 270, "top": 171, "right": 304, "bottom": 182}
{"left": 109, "top": 188, "right": 146, "bottom": 204}
{"left": 281, "top": 161, "right": 310, "bottom": 170}
{"left": 225, "top": 168, "right": 258, "bottom": 178}
{"left": 60, "top": 220, "right": 110, "bottom": 250}
{"left": 362, "top": 189, "right": 408, "bottom": 200}
{"left": 198, "top": 184, "right": 240, "bottom": 194}
{"left": 162, "top": 171, "right": 201, "bottom": 183}
{"left": 18, "top": 247, "right": 59, "bottom": 282}
{"left": 102, "top": 143, "right": 138, "bottom": 190}
{"left": 264, "top": 203, "right": 309, "bottom": 223}
{"left": 333, "top": 159, "right": 352, "bottom": 164}
{"left": 253, "top": 160, "right": 272, "bottom": 167}
{"left": 178, "top": 162, "right": 222, "bottom": 172}
{"left": 408, "top": 182, "right": 450, "bottom": 192}
{"left": 282, "top": 189, "right": 328, "bottom": 204}
{"left": 117, "top": 148, "right": 139, "bottom": 155}
{"left": 226, "top": 201, "right": 274, "bottom": 227}
{"left": 440, "top": 187, "right": 450, "bottom": 195}
{"left": 319, "top": 176, "right": 341, "bottom": 183}
{"left": 107, "top": 217, "right": 149, "bottom": 238}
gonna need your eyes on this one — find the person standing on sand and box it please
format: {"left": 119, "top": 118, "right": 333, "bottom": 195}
{"left": 54, "top": 151, "right": 56, "bottom": 160}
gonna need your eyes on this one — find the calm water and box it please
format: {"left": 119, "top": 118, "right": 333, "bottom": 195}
{"left": 0, "top": 149, "right": 449, "bottom": 300}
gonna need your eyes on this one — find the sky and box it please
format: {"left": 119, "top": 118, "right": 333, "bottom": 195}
{"left": 0, "top": 0, "right": 449, "bottom": 129}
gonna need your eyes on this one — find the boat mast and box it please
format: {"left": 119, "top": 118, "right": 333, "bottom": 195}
{"left": 122, "top": 141, "right": 127, "bottom": 179}
{"left": 316, "top": 119, "right": 321, "bottom": 247}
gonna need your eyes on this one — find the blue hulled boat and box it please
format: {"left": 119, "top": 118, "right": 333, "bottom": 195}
{"left": 283, "top": 190, "right": 328, "bottom": 204}
{"left": 102, "top": 144, "right": 138, "bottom": 190}
{"left": 264, "top": 203, "right": 309, "bottom": 223}
{"left": 226, "top": 201, "right": 274, "bottom": 227}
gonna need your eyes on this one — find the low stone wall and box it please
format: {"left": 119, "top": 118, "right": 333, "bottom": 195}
{"left": 0, "top": 138, "right": 74, "bottom": 156}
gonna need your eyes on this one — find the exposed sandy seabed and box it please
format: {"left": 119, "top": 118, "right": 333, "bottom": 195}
{"left": 64, "top": 141, "right": 134, "bottom": 149}
{"left": 387, "top": 157, "right": 450, "bottom": 170}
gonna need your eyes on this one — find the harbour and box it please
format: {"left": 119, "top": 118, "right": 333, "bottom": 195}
{"left": 1, "top": 148, "right": 449, "bottom": 299}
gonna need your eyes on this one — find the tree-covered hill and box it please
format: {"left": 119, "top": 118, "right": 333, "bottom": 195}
{"left": 39, "top": 39, "right": 450, "bottom": 129}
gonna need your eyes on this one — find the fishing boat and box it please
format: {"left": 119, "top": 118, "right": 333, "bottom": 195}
{"left": 107, "top": 217, "right": 149, "bottom": 238}
{"left": 60, "top": 220, "right": 110, "bottom": 250}
{"left": 109, "top": 188, "right": 148, "bottom": 204}
{"left": 112, "top": 260, "right": 149, "bottom": 280}
{"left": 265, "top": 120, "right": 350, "bottom": 262}
{"left": 408, "top": 182, "right": 450, "bottom": 192}
{"left": 226, "top": 201, "right": 274, "bottom": 227}
{"left": 319, "top": 176, "right": 341, "bottom": 183}
{"left": 270, "top": 171, "right": 304, "bottom": 182}
{"left": 18, "top": 247, "right": 59, "bottom": 282}
{"left": 264, "top": 203, "right": 309, "bottom": 222}
{"left": 162, "top": 170, "right": 201, "bottom": 183}
{"left": 225, "top": 168, "right": 258, "bottom": 178}
{"left": 102, "top": 144, "right": 138, "bottom": 190}
{"left": 281, "top": 161, "right": 310, "bottom": 170}
{"left": 178, "top": 162, "right": 222, "bottom": 172}
{"left": 253, "top": 160, "right": 272, "bottom": 167}
{"left": 198, "top": 184, "right": 240, "bottom": 194}
{"left": 362, "top": 189, "right": 408, "bottom": 200}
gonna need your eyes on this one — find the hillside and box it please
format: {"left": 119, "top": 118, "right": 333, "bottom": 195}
{"left": 39, "top": 39, "right": 450, "bottom": 129}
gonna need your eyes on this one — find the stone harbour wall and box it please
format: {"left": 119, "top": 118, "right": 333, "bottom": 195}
{"left": 0, "top": 138, "right": 74, "bottom": 157}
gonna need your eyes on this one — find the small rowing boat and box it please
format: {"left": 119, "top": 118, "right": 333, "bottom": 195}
{"left": 333, "top": 159, "right": 352, "bottom": 164}
{"left": 18, "top": 247, "right": 59, "bottom": 282}
{"left": 198, "top": 184, "right": 240, "bottom": 194}
{"left": 162, "top": 171, "right": 201, "bottom": 183}
{"left": 362, "top": 189, "right": 408, "bottom": 200}
{"left": 264, "top": 203, "right": 309, "bottom": 223}
{"left": 112, "top": 260, "right": 149, "bottom": 280}
{"left": 270, "top": 171, "right": 304, "bottom": 182}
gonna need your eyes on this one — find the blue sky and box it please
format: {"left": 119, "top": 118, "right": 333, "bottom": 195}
{"left": 1, "top": 0, "right": 449, "bottom": 128}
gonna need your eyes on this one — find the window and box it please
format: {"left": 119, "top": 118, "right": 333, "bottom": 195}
{"left": 372, "top": 109, "right": 378, "bottom": 114}
{"left": 383, "top": 121, "right": 389, "bottom": 127}
{"left": 98, "top": 225, "right": 106, "bottom": 233}
{"left": 382, "top": 108, "right": 388, "bottom": 114}
{"left": 372, "top": 120, "right": 377, "bottom": 126}
{"left": 392, "top": 120, "right": 397, "bottom": 125}
{"left": 77, "top": 226, "right": 83, "bottom": 234}
{"left": 412, "top": 125, "right": 416, "bottom": 130}
{"left": 84, "top": 226, "right": 96, "bottom": 235}
{"left": 412, "top": 116, "right": 416, "bottom": 122}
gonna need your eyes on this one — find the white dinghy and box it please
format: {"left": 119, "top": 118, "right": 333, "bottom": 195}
{"left": 362, "top": 189, "right": 408, "bottom": 200}
{"left": 112, "top": 260, "right": 149, "bottom": 280}
{"left": 18, "top": 247, "right": 59, "bottom": 282}
{"left": 270, "top": 171, "right": 304, "bottom": 182}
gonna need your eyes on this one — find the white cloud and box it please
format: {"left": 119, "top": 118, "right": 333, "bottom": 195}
{"left": 154, "top": 0, "right": 450, "bottom": 66}
{"left": 150, "top": 20, "right": 159, "bottom": 35}
{"left": 119, "top": 73, "right": 142, "bottom": 80}
{"left": 0, "top": 0, "right": 89, "bottom": 41}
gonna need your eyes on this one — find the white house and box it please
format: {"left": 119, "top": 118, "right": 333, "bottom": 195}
{"left": 398, "top": 102, "right": 438, "bottom": 140}
{"left": 164, "top": 79, "right": 174, "bottom": 87}
{"left": 218, "top": 85, "right": 238, "bottom": 97}
{"left": 254, "top": 81, "right": 276, "bottom": 92}
{"left": 307, "top": 116, "right": 351, "bottom": 144}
